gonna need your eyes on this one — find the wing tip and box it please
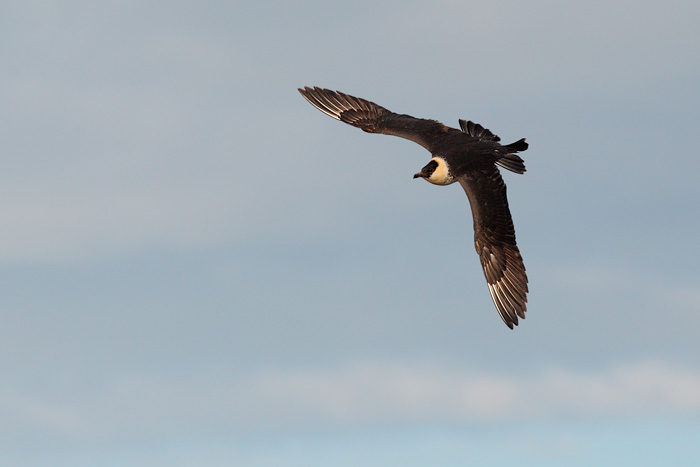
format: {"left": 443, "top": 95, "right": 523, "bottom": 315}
{"left": 487, "top": 272, "right": 528, "bottom": 330}
{"left": 298, "top": 86, "right": 344, "bottom": 120}
{"left": 459, "top": 119, "right": 501, "bottom": 142}
{"left": 499, "top": 305, "right": 526, "bottom": 330}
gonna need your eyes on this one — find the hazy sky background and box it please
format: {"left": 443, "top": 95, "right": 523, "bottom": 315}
{"left": 2, "top": 0, "right": 700, "bottom": 465}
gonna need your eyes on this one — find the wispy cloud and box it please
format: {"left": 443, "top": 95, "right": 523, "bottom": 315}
{"left": 4, "top": 359, "right": 699, "bottom": 440}
{"left": 234, "top": 359, "right": 700, "bottom": 425}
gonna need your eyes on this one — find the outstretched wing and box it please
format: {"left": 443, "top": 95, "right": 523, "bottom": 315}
{"left": 299, "top": 86, "right": 450, "bottom": 152}
{"left": 459, "top": 169, "right": 528, "bottom": 329}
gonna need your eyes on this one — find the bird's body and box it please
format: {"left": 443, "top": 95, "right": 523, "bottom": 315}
{"left": 298, "top": 86, "right": 529, "bottom": 329}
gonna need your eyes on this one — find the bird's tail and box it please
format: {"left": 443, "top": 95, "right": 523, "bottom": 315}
{"left": 497, "top": 138, "right": 528, "bottom": 174}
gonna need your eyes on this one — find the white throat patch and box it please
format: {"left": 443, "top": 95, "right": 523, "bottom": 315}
{"left": 426, "top": 157, "right": 454, "bottom": 185}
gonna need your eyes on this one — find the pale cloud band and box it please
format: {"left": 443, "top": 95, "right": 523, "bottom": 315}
{"left": 4, "top": 359, "right": 699, "bottom": 439}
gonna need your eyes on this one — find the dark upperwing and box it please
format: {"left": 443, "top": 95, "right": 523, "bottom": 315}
{"left": 299, "top": 86, "right": 451, "bottom": 153}
{"left": 458, "top": 170, "right": 528, "bottom": 328}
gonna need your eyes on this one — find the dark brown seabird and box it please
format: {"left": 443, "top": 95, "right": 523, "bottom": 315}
{"left": 298, "top": 86, "right": 529, "bottom": 329}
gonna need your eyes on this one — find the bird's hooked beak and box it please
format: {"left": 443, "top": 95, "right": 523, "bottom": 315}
{"left": 414, "top": 159, "right": 439, "bottom": 182}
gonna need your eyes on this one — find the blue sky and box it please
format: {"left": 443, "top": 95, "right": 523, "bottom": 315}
{"left": 2, "top": 0, "right": 700, "bottom": 465}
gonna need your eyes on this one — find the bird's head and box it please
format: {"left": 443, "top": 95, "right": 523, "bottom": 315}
{"left": 413, "top": 157, "right": 454, "bottom": 185}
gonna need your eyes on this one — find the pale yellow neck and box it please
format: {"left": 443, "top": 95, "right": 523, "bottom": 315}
{"left": 427, "top": 157, "right": 453, "bottom": 185}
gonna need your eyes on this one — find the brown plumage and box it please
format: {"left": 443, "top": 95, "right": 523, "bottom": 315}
{"left": 299, "top": 86, "right": 529, "bottom": 329}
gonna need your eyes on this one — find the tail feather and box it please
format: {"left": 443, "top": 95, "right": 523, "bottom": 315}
{"left": 496, "top": 153, "right": 526, "bottom": 174}
{"left": 504, "top": 138, "right": 528, "bottom": 153}
{"left": 497, "top": 138, "right": 528, "bottom": 174}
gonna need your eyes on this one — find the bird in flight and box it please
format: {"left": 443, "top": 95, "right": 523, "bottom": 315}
{"left": 298, "top": 86, "right": 529, "bottom": 329}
